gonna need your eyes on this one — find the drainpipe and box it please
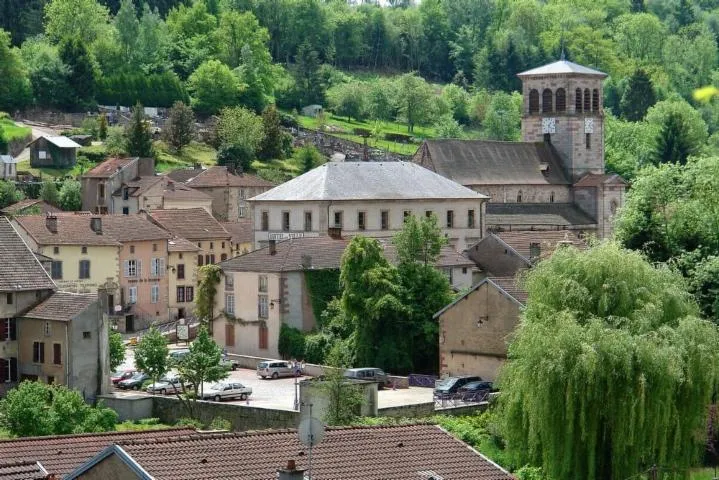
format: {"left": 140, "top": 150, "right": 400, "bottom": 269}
{"left": 65, "top": 323, "right": 69, "bottom": 388}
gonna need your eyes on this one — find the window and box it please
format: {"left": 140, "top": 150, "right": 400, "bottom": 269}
{"left": 380, "top": 210, "right": 389, "bottom": 230}
{"left": 197, "top": 242, "right": 202, "bottom": 248}
{"left": 198, "top": 255, "right": 204, "bottom": 266}
{"left": 258, "top": 275, "right": 268, "bottom": 293}
{"left": 403, "top": 210, "right": 411, "bottom": 222}
{"left": 44, "top": 322, "right": 51, "bottom": 336}
{"left": 239, "top": 206, "right": 246, "bottom": 218}
{"left": 462, "top": 267, "right": 468, "bottom": 274}
{"left": 32, "top": 342, "right": 45, "bottom": 363}
{"left": 176, "top": 287, "right": 186, "bottom": 303}
{"left": 303, "top": 211, "right": 312, "bottom": 232}
{"left": 47, "top": 376, "right": 54, "bottom": 384}
{"left": 468, "top": 210, "right": 475, "bottom": 228}
{"left": 128, "top": 286, "right": 137, "bottom": 304}
{"left": 425, "top": 210, "right": 433, "bottom": 218}
{"left": 259, "top": 324, "right": 268, "bottom": 350}
{"left": 152, "top": 243, "right": 157, "bottom": 252}
{"left": 529, "top": 242, "right": 541, "bottom": 259}
{"left": 542, "top": 88, "right": 553, "bottom": 113}
{"left": 151, "top": 285, "right": 160, "bottom": 304}
{"left": 210, "top": 242, "right": 214, "bottom": 250}
{"left": 556, "top": 88, "right": 566, "bottom": 112}
{"left": 150, "top": 258, "right": 165, "bottom": 277}
{"left": 575, "top": 88, "right": 582, "bottom": 112}
{"left": 81, "top": 246, "right": 87, "bottom": 254}
{"left": 0, "top": 318, "right": 17, "bottom": 341}
{"left": 122, "top": 187, "right": 129, "bottom": 200}
{"left": 517, "top": 190, "right": 523, "bottom": 203}
{"left": 258, "top": 295, "right": 268, "bottom": 318}
{"left": 221, "top": 242, "right": 225, "bottom": 249}
{"left": 550, "top": 191, "right": 555, "bottom": 203}
{"left": 53, "top": 344, "right": 61, "bottom": 365}
{"left": 334, "top": 211, "right": 343, "bottom": 228}
{"left": 584, "top": 89, "right": 591, "bottom": 112}
{"left": 0, "top": 357, "right": 17, "bottom": 382}
{"left": 261, "top": 211, "right": 269, "bottom": 231}
{"left": 226, "top": 273, "right": 234, "bottom": 291}
{"left": 528, "top": 89, "right": 539, "bottom": 114}
{"left": 51, "top": 261, "right": 63, "bottom": 280}
{"left": 239, "top": 188, "right": 246, "bottom": 199}
{"left": 586, "top": 133, "right": 591, "bottom": 149}
{"left": 79, "top": 260, "right": 90, "bottom": 279}
{"left": 225, "top": 293, "right": 235, "bottom": 314}
{"left": 177, "top": 264, "right": 185, "bottom": 280}
{"left": 210, "top": 254, "right": 215, "bottom": 264}
{"left": 282, "top": 211, "right": 290, "bottom": 232}
{"left": 225, "top": 323, "right": 235, "bottom": 347}
{"left": 5, "top": 293, "right": 11, "bottom": 305}
{"left": 129, "top": 245, "right": 135, "bottom": 254}
{"left": 221, "top": 253, "right": 227, "bottom": 261}
{"left": 446, "top": 210, "right": 454, "bottom": 228}
{"left": 53, "top": 246, "right": 59, "bottom": 254}
{"left": 83, "top": 331, "right": 91, "bottom": 339}
{"left": 98, "top": 183, "right": 105, "bottom": 199}
{"left": 357, "top": 211, "right": 366, "bottom": 230}
{"left": 39, "top": 150, "right": 47, "bottom": 159}
{"left": 124, "top": 259, "right": 139, "bottom": 278}
{"left": 185, "top": 286, "right": 194, "bottom": 302}
{"left": 592, "top": 88, "right": 600, "bottom": 111}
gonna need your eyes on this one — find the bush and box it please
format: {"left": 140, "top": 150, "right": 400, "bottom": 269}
{"left": 209, "top": 417, "right": 232, "bottom": 431}
{"left": 78, "top": 145, "right": 107, "bottom": 163}
{"left": 353, "top": 127, "right": 371, "bottom": 137}
{"left": 384, "top": 132, "right": 412, "bottom": 143}
{"left": 303, "top": 332, "right": 331, "bottom": 365}
{"left": 278, "top": 323, "right": 305, "bottom": 360}
{"left": 176, "top": 417, "right": 203, "bottom": 429}
{"left": 279, "top": 112, "right": 298, "bottom": 128}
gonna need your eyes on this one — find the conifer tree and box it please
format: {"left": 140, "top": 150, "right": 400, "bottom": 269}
{"left": 126, "top": 103, "right": 154, "bottom": 158}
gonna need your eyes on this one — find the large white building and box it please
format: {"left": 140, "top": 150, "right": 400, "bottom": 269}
{"left": 249, "top": 161, "right": 489, "bottom": 251}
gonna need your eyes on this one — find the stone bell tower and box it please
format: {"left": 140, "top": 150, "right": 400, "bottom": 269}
{"left": 518, "top": 58, "right": 607, "bottom": 183}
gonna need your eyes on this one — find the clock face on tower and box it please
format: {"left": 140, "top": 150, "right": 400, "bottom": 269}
{"left": 585, "top": 117, "right": 594, "bottom": 134}
{"left": 541, "top": 117, "right": 556, "bottom": 134}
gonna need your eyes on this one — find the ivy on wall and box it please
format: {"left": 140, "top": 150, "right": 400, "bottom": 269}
{"left": 304, "top": 269, "right": 341, "bottom": 325}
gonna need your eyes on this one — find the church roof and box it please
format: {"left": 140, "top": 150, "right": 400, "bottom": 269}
{"left": 517, "top": 60, "right": 607, "bottom": 77}
{"left": 414, "top": 140, "right": 570, "bottom": 186}
{"left": 486, "top": 203, "right": 596, "bottom": 228}
{"left": 574, "top": 173, "right": 627, "bottom": 187}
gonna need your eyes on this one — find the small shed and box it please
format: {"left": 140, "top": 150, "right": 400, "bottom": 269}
{"left": 301, "top": 104, "right": 323, "bottom": 117}
{"left": 69, "top": 134, "right": 93, "bottom": 147}
{"left": 29, "top": 135, "right": 82, "bottom": 168}
{"left": 0, "top": 155, "right": 19, "bottom": 179}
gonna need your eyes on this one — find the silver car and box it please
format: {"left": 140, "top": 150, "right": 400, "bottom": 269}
{"left": 257, "top": 361, "right": 296, "bottom": 379}
{"left": 145, "top": 375, "right": 191, "bottom": 395}
{"left": 200, "top": 382, "right": 252, "bottom": 401}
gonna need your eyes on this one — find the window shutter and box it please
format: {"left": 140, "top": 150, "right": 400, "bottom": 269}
{"left": 0, "top": 358, "right": 6, "bottom": 382}
{"left": 137, "top": 259, "right": 142, "bottom": 277}
{"left": 123, "top": 260, "right": 129, "bottom": 277}
{"left": 9, "top": 357, "right": 17, "bottom": 382}
{"left": 9, "top": 319, "right": 16, "bottom": 341}
{"left": 159, "top": 258, "right": 166, "bottom": 276}
{"left": 40, "top": 343, "right": 45, "bottom": 363}
{"left": 0, "top": 319, "right": 7, "bottom": 341}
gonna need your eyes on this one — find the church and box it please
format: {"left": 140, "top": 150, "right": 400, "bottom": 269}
{"left": 413, "top": 58, "right": 626, "bottom": 240}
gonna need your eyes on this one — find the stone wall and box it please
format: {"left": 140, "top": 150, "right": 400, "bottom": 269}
{"left": 18, "top": 109, "right": 90, "bottom": 128}
{"left": 98, "top": 394, "right": 154, "bottom": 422}
{"left": 378, "top": 402, "right": 488, "bottom": 418}
{"left": 295, "top": 127, "right": 411, "bottom": 163}
{"left": 8, "top": 134, "right": 31, "bottom": 157}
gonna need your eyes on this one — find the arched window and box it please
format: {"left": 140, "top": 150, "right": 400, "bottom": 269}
{"left": 542, "top": 89, "right": 553, "bottom": 113}
{"left": 584, "top": 89, "right": 591, "bottom": 112}
{"left": 575, "top": 88, "right": 582, "bottom": 112}
{"left": 555, "top": 88, "right": 566, "bottom": 112}
{"left": 528, "top": 89, "right": 539, "bottom": 114}
{"left": 592, "top": 88, "right": 600, "bottom": 111}
{"left": 517, "top": 190, "right": 523, "bottom": 203}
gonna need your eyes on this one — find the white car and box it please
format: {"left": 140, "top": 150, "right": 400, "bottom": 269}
{"left": 145, "top": 375, "right": 191, "bottom": 395}
{"left": 200, "top": 382, "right": 252, "bottom": 402}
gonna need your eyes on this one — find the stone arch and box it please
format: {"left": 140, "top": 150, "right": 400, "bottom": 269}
{"left": 575, "top": 88, "right": 582, "bottom": 112}
{"left": 583, "top": 89, "right": 591, "bottom": 112}
{"left": 542, "top": 89, "right": 553, "bottom": 113}
{"left": 528, "top": 89, "right": 539, "bottom": 114}
{"left": 555, "top": 88, "right": 566, "bottom": 112}
{"left": 592, "top": 88, "right": 600, "bottom": 111}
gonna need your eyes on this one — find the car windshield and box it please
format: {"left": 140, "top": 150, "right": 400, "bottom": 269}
{"left": 437, "top": 378, "right": 458, "bottom": 388}
{"left": 130, "top": 373, "right": 145, "bottom": 380}
{"left": 208, "top": 383, "right": 227, "bottom": 390}
{"left": 258, "top": 362, "right": 268, "bottom": 368}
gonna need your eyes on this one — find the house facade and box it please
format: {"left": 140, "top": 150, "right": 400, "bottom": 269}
{"left": 221, "top": 219, "right": 253, "bottom": 257}
{"left": 167, "top": 237, "right": 200, "bottom": 322}
{"left": 29, "top": 136, "right": 81, "bottom": 168}
{"left": 81, "top": 157, "right": 154, "bottom": 214}
{"left": 110, "top": 175, "right": 213, "bottom": 215}
{"left": 249, "top": 161, "right": 488, "bottom": 251}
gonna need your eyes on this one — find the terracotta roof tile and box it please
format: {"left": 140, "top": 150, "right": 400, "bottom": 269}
{"left": 0, "top": 427, "right": 195, "bottom": 478}
{"left": 0, "top": 217, "right": 56, "bottom": 292}
{"left": 574, "top": 173, "right": 628, "bottom": 187}
{"left": 165, "top": 167, "right": 205, "bottom": 183}
{"left": 221, "top": 219, "right": 253, "bottom": 245}
{"left": 0, "top": 199, "right": 61, "bottom": 216}
{"left": 496, "top": 231, "right": 586, "bottom": 259}
{"left": 185, "top": 166, "right": 274, "bottom": 188}
{"left": 168, "top": 236, "right": 201, "bottom": 252}
{"left": 161, "top": 181, "right": 212, "bottom": 202}
{"left": 110, "top": 425, "right": 513, "bottom": 480}
{"left": 489, "top": 276, "right": 528, "bottom": 304}
{"left": 0, "top": 460, "right": 47, "bottom": 480}
{"left": 149, "top": 208, "right": 230, "bottom": 241}
{"left": 14, "top": 215, "right": 120, "bottom": 246}
{"left": 99, "top": 214, "right": 172, "bottom": 242}
{"left": 113, "top": 176, "right": 163, "bottom": 197}
{"left": 83, "top": 157, "right": 137, "bottom": 178}
{"left": 23, "top": 291, "right": 96, "bottom": 322}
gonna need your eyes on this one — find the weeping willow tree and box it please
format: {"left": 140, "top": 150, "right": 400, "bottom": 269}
{"left": 499, "top": 242, "right": 719, "bottom": 480}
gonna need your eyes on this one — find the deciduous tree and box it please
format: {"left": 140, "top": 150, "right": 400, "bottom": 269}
{"left": 59, "top": 179, "right": 82, "bottom": 211}
{"left": 0, "top": 29, "right": 31, "bottom": 112}
{"left": 187, "top": 60, "right": 243, "bottom": 116}
{"left": 109, "top": 329, "right": 125, "bottom": 372}
{"left": 176, "top": 326, "right": 227, "bottom": 416}
{"left": 395, "top": 72, "right": 434, "bottom": 133}
{"left": 0, "top": 180, "right": 24, "bottom": 209}
{"left": 44, "top": 0, "right": 110, "bottom": 44}
{"left": 215, "top": 106, "right": 264, "bottom": 157}
{"left": 39, "top": 180, "right": 59, "bottom": 206}
{"left": 134, "top": 327, "right": 169, "bottom": 389}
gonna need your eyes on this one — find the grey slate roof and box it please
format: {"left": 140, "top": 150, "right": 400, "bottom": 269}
{"left": 415, "top": 140, "right": 570, "bottom": 186}
{"left": 40, "top": 135, "right": 82, "bottom": 149}
{"left": 486, "top": 203, "right": 596, "bottom": 227}
{"left": 251, "top": 161, "right": 488, "bottom": 202}
{"left": 23, "top": 291, "right": 97, "bottom": 322}
{"left": 518, "top": 60, "right": 607, "bottom": 77}
{"left": 0, "top": 217, "right": 55, "bottom": 292}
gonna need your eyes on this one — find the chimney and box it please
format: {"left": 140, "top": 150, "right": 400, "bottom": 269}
{"left": 90, "top": 216, "right": 103, "bottom": 234}
{"left": 301, "top": 254, "right": 312, "bottom": 269}
{"left": 269, "top": 239, "right": 277, "bottom": 255}
{"left": 46, "top": 214, "right": 58, "bottom": 233}
{"left": 277, "top": 460, "right": 306, "bottom": 480}
{"left": 328, "top": 227, "right": 341, "bottom": 239}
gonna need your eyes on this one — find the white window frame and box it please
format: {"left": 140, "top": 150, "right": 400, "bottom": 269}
{"left": 151, "top": 284, "right": 159, "bottom": 304}
{"left": 150, "top": 258, "right": 165, "bottom": 277}
{"left": 258, "top": 275, "right": 268, "bottom": 293}
{"left": 258, "top": 295, "right": 268, "bottom": 319}
{"left": 225, "top": 293, "right": 235, "bottom": 315}
{"left": 225, "top": 273, "right": 234, "bottom": 291}
{"left": 129, "top": 286, "right": 137, "bottom": 304}
{"left": 125, "top": 259, "right": 140, "bottom": 278}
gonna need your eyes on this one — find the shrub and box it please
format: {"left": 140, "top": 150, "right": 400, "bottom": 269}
{"left": 209, "top": 417, "right": 232, "bottom": 431}
{"left": 278, "top": 323, "right": 305, "bottom": 360}
{"left": 384, "top": 132, "right": 412, "bottom": 143}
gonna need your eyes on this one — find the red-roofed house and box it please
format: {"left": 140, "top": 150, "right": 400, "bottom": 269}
{"left": 81, "top": 157, "right": 154, "bottom": 214}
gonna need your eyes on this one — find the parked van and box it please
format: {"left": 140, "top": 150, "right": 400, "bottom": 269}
{"left": 257, "top": 361, "right": 296, "bottom": 379}
{"left": 344, "top": 368, "right": 389, "bottom": 389}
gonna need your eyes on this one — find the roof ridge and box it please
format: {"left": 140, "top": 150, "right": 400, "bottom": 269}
{"left": 0, "top": 427, "right": 194, "bottom": 444}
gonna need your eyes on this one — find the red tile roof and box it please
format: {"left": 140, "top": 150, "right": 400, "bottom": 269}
{"left": 161, "top": 181, "right": 212, "bottom": 202}
{"left": 98, "top": 425, "right": 513, "bottom": 480}
{"left": 0, "top": 460, "right": 47, "bottom": 480}
{"left": 489, "top": 276, "right": 528, "bottom": 304}
{"left": 185, "top": 166, "right": 274, "bottom": 188}
{"left": 0, "top": 199, "right": 61, "bottom": 216}
{"left": 221, "top": 219, "right": 253, "bottom": 245}
{"left": 23, "top": 291, "right": 96, "bottom": 322}
{"left": 0, "top": 427, "right": 195, "bottom": 477}
{"left": 149, "top": 208, "right": 230, "bottom": 241}
{"left": 496, "top": 231, "right": 586, "bottom": 260}
{"left": 83, "top": 157, "right": 137, "bottom": 178}
{"left": 14, "top": 215, "right": 121, "bottom": 246}
{"left": 0, "top": 217, "right": 56, "bottom": 292}
{"left": 168, "top": 236, "right": 201, "bottom": 252}
{"left": 99, "top": 214, "right": 172, "bottom": 242}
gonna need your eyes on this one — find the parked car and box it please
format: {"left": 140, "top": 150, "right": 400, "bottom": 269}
{"left": 220, "top": 355, "right": 239, "bottom": 371}
{"left": 111, "top": 369, "right": 136, "bottom": 385}
{"left": 200, "top": 381, "right": 252, "bottom": 401}
{"left": 145, "top": 375, "right": 191, "bottom": 395}
{"left": 168, "top": 349, "right": 190, "bottom": 363}
{"left": 117, "top": 372, "right": 150, "bottom": 390}
{"left": 434, "top": 375, "right": 482, "bottom": 396}
{"left": 457, "top": 381, "right": 494, "bottom": 400}
{"left": 257, "top": 361, "right": 295, "bottom": 379}
{"left": 344, "top": 368, "right": 389, "bottom": 389}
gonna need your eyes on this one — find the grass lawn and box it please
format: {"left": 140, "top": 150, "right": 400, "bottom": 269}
{"left": 0, "top": 118, "right": 31, "bottom": 141}
{"left": 16, "top": 159, "right": 76, "bottom": 179}
{"left": 155, "top": 140, "right": 217, "bottom": 172}
{"left": 691, "top": 468, "right": 719, "bottom": 479}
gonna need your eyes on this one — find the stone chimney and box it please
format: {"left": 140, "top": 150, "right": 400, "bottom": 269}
{"left": 90, "top": 216, "right": 103, "bottom": 234}
{"left": 46, "top": 214, "right": 58, "bottom": 233}
{"left": 328, "top": 227, "right": 342, "bottom": 239}
{"left": 269, "top": 239, "right": 277, "bottom": 255}
{"left": 277, "top": 460, "right": 306, "bottom": 480}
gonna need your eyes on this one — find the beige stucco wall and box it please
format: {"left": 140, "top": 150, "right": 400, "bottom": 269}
{"left": 168, "top": 250, "right": 198, "bottom": 319}
{"left": 119, "top": 240, "right": 169, "bottom": 328}
{"left": 0, "top": 290, "right": 51, "bottom": 365}
{"left": 438, "top": 282, "right": 521, "bottom": 381}
{"left": 251, "top": 199, "right": 485, "bottom": 251}
{"left": 17, "top": 318, "right": 67, "bottom": 384}
{"left": 36, "top": 245, "right": 120, "bottom": 294}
